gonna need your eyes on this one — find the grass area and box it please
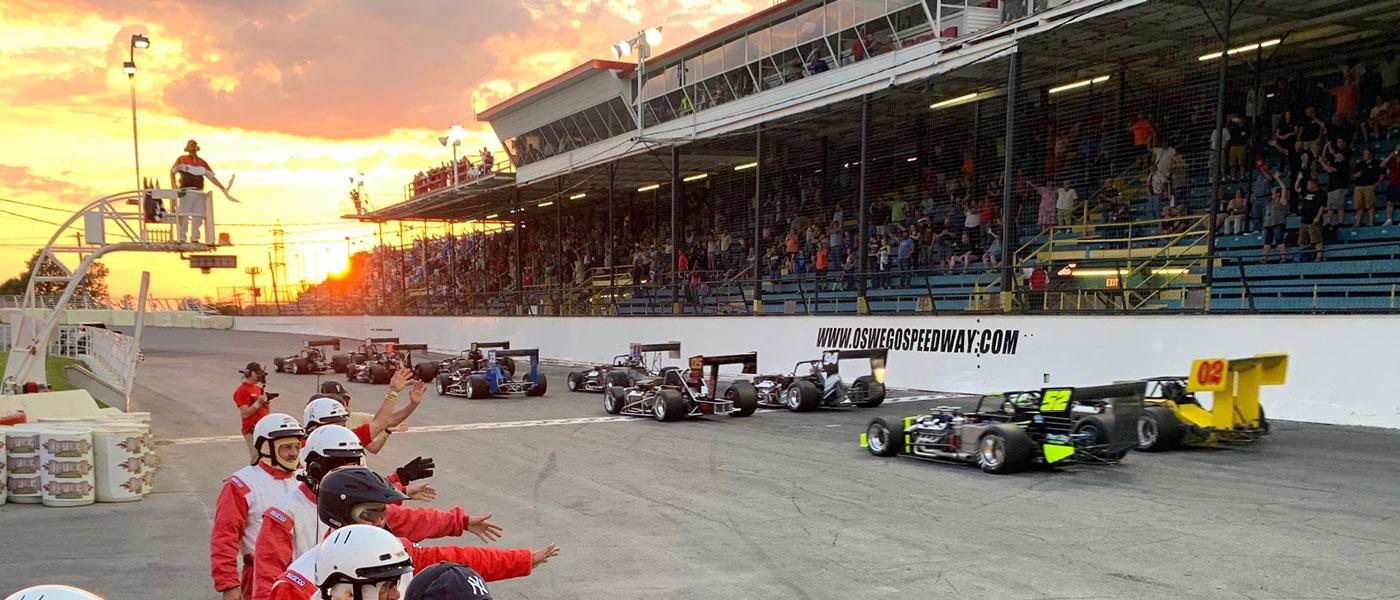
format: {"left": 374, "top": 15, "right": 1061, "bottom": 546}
{"left": 0, "top": 350, "right": 80, "bottom": 391}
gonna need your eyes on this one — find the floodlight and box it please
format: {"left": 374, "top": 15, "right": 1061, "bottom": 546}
{"left": 123, "top": 61, "right": 137, "bottom": 76}
{"left": 644, "top": 27, "right": 663, "bottom": 47}
{"left": 131, "top": 34, "right": 150, "bottom": 49}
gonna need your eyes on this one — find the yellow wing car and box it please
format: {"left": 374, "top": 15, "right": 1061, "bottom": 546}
{"left": 1136, "top": 354, "right": 1287, "bottom": 451}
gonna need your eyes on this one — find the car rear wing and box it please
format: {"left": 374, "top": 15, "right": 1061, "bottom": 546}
{"left": 630, "top": 342, "right": 681, "bottom": 358}
{"left": 305, "top": 339, "right": 341, "bottom": 350}
{"left": 470, "top": 341, "right": 510, "bottom": 351}
{"left": 367, "top": 337, "right": 400, "bottom": 344}
{"left": 388, "top": 343, "right": 429, "bottom": 353}
{"left": 494, "top": 348, "right": 539, "bottom": 360}
{"left": 688, "top": 352, "right": 757, "bottom": 396}
{"left": 827, "top": 348, "right": 887, "bottom": 382}
{"left": 1183, "top": 353, "right": 1286, "bottom": 429}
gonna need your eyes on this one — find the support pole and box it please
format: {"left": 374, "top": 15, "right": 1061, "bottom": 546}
{"left": 1205, "top": 0, "right": 1232, "bottom": 311}
{"left": 1000, "top": 51, "right": 1020, "bottom": 309}
{"left": 856, "top": 94, "right": 870, "bottom": 314}
{"left": 753, "top": 124, "right": 764, "bottom": 314}
{"left": 670, "top": 145, "right": 681, "bottom": 314}
{"left": 608, "top": 164, "right": 617, "bottom": 312}
{"left": 513, "top": 187, "right": 523, "bottom": 315}
{"left": 556, "top": 178, "right": 564, "bottom": 315}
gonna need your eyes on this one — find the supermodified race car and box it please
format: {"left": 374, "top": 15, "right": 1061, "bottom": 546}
{"left": 335, "top": 337, "right": 398, "bottom": 375}
{"left": 861, "top": 382, "right": 1144, "bottom": 474}
{"left": 1136, "top": 354, "right": 1285, "bottom": 452}
{"left": 753, "top": 348, "right": 887, "bottom": 411}
{"left": 272, "top": 339, "right": 341, "bottom": 375}
{"left": 567, "top": 342, "right": 680, "bottom": 393}
{"left": 417, "top": 341, "right": 516, "bottom": 383}
{"left": 433, "top": 347, "right": 546, "bottom": 398}
{"left": 346, "top": 341, "right": 427, "bottom": 385}
{"left": 604, "top": 353, "right": 759, "bottom": 422}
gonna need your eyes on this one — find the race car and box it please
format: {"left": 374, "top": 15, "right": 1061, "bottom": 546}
{"left": 271, "top": 339, "right": 341, "bottom": 375}
{"left": 753, "top": 348, "right": 887, "bottom": 411}
{"left": 566, "top": 342, "right": 681, "bottom": 393}
{"left": 416, "top": 341, "right": 515, "bottom": 383}
{"left": 433, "top": 347, "right": 546, "bottom": 398}
{"left": 345, "top": 342, "right": 427, "bottom": 385}
{"left": 861, "top": 382, "right": 1145, "bottom": 474}
{"left": 604, "top": 352, "right": 759, "bottom": 422}
{"left": 1135, "top": 354, "right": 1286, "bottom": 452}
{"left": 334, "top": 337, "right": 399, "bottom": 375}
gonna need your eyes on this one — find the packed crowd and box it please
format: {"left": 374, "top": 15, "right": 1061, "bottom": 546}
{"left": 334, "top": 53, "right": 1400, "bottom": 313}
{"left": 410, "top": 148, "right": 498, "bottom": 198}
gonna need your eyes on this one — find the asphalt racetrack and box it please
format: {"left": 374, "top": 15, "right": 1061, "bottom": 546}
{"left": 2, "top": 328, "right": 1397, "bottom": 599}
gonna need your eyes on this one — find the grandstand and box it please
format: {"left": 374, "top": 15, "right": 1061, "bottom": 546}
{"left": 307, "top": 0, "right": 1400, "bottom": 317}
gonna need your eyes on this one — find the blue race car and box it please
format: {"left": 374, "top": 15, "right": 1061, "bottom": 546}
{"left": 435, "top": 347, "right": 546, "bottom": 398}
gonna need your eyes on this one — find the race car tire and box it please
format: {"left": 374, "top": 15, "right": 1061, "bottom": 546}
{"left": 501, "top": 357, "right": 517, "bottom": 379}
{"left": 850, "top": 375, "right": 886, "bottom": 408}
{"left": 1137, "top": 406, "right": 1182, "bottom": 452}
{"left": 526, "top": 373, "right": 548, "bottom": 396}
{"left": 1073, "top": 416, "right": 1129, "bottom": 460}
{"left": 607, "top": 370, "right": 634, "bottom": 388}
{"left": 654, "top": 390, "right": 686, "bottom": 422}
{"left": 435, "top": 374, "right": 448, "bottom": 396}
{"left": 413, "top": 361, "right": 438, "bottom": 383}
{"left": 272, "top": 357, "right": 285, "bottom": 372}
{"left": 369, "top": 364, "right": 390, "bottom": 385}
{"left": 567, "top": 372, "right": 583, "bottom": 392}
{"left": 864, "top": 417, "right": 904, "bottom": 457}
{"left": 783, "top": 379, "right": 821, "bottom": 412}
{"left": 726, "top": 380, "right": 758, "bottom": 418}
{"left": 465, "top": 374, "right": 490, "bottom": 399}
{"left": 1258, "top": 405, "right": 1270, "bottom": 435}
{"left": 331, "top": 354, "right": 349, "bottom": 373}
{"left": 977, "top": 425, "right": 1033, "bottom": 474}
{"left": 604, "top": 385, "right": 626, "bottom": 414}
{"left": 290, "top": 359, "right": 304, "bottom": 375}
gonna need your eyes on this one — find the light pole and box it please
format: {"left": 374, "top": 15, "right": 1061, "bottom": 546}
{"left": 126, "top": 33, "right": 150, "bottom": 191}
{"left": 611, "top": 27, "right": 663, "bottom": 134}
{"left": 438, "top": 125, "right": 466, "bottom": 187}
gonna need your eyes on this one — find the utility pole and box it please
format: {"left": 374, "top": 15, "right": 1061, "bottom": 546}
{"left": 245, "top": 266, "right": 263, "bottom": 311}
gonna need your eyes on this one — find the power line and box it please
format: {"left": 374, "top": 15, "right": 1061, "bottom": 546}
{"left": 0, "top": 207, "right": 61, "bottom": 226}
{"left": 0, "top": 196, "right": 77, "bottom": 213}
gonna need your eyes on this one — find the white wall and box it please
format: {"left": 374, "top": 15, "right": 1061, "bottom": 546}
{"left": 234, "top": 315, "right": 1400, "bottom": 429}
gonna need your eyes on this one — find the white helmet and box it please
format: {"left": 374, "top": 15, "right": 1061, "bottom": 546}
{"left": 304, "top": 397, "right": 350, "bottom": 430}
{"left": 300, "top": 426, "right": 366, "bottom": 494}
{"left": 252, "top": 413, "right": 305, "bottom": 471}
{"left": 315, "top": 524, "right": 413, "bottom": 598}
{"left": 4, "top": 585, "right": 104, "bottom": 600}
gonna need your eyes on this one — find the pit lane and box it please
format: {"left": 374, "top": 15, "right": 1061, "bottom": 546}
{"left": 1, "top": 327, "right": 1396, "bottom": 599}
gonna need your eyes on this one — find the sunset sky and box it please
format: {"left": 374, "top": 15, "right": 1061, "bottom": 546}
{"left": 0, "top": 0, "right": 763, "bottom": 302}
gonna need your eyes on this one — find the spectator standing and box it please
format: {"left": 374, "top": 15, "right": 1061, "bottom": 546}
{"left": 234, "top": 362, "right": 272, "bottom": 462}
{"left": 1129, "top": 113, "right": 1156, "bottom": 150}
{"left": 1296, "top": 177, "right": 1327, "bottom": 261}
{"left": 1270, "top": 110, "right": 1299, "bottom": 155}
{"left": 1319, "top": 137, "right": 1351, "bottom": 226}
{"left": 1384, "top": 145, "right": 1400, "bottom": 226}
{"left": 1299, "top": 107, "right": 1326, "bottom": 157}
{"left": 1036, "top": 179, "right": 1057, "bottom": 230}
{"left": 1352, "top": 148, "right": 1382, "bottom": 227}
{"left": 1320, "top": 73, "right": 1361, "bottom": 122}
{"left": 1055, "top": 181, "right": 1078, "bottom": 225}
{"left": 1249, "top": 160, "right": 1275, "bottom": 233}
{"left": 1261, "top": 181, "right": 1291, "bottom": 263}
{"left": 1226, "top": 116, "right": 1248, "bottom": 181}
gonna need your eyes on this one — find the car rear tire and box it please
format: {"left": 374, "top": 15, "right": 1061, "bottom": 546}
{"left": 607, "top": 370, "right": 634, "bottom": 388}
{"left": 414, "top": 361, "right": 438, "bottom": 383}
{"left": 331, "top": 354, "right": 349, "bottom": 373}
{"left": 290, "top": 359, "right": 305, "bottom": 375}
{"left": 1137, "top": 406, "right": 1182, "bottom": 452}
{"left": 726, "top": 380, "right": 758, "bottom": 417}
{"left": 567, "top": 371, "right": 583, "bottom": 392}
{"left": 272, "top": 357, "right": 285, "bottom": 372}
{"left": 465, "top": 374, "right": 490, "bottom": 399}
{"left": 501, "top": 357, "right": 517, "bottom": 379}
{"left": 783, "top": 379, "right": 821, "bottom": 412}
{"left": 977, "top": 425, "right": 1034, "bottom": 474}
{"left": 850, "top": 375, "right": 886, "bottom": 408}
{"left": 1073, "top": 416, "right": 1128, "bottom": 460}
{"left": 526, "top": 373, "right": 548, "bottom": 396}
{"left": 865, "top": 417, "right": 904, "bottom": 457}
{"left": 368, "top": 364, "right": 389, "bottom": 385}
{"left": 604, "top": 386, "right": 626, "bottom": 414}
{"left": 1258, "top": 405, "right": 1270, "bottom": 435}
{"left": 654, "top": 389, "right": 686, "bottom": 422}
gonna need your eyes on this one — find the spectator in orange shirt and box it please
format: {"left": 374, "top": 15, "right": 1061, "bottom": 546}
{"left": 234, "top": 362, "right": 273, "bottom": 462}
{"left": 1320, "top": 73, "right": 1361, "bottom": 121}
{"left": 1129, "top": 113, "right": 1156, "bottom": 148}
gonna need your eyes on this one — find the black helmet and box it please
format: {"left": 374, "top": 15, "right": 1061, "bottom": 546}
{"left": 317, "top": 466, "right": 408, "bottom": 529}
{"left": 405, "top": 563, "right": 493, "bottom": 600}
{"left": 319, "top": 380, "right": 348, "bottom": 398}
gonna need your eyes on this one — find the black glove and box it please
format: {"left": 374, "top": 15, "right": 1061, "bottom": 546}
{"left": 395, "top": 456, "right": 435, "bottom": 484}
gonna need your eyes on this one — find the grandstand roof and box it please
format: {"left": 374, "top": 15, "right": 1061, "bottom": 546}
{"left": 477, "top": 59, "right": 635, "bottom": 122}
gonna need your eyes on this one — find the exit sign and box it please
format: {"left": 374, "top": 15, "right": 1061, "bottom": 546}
{"left": 189, "top": 254, "right": 237, "bottom": 269}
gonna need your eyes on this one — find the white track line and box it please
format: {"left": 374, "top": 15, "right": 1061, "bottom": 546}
{"left": 162, "top": 393, "right": 966, "bottom": 446}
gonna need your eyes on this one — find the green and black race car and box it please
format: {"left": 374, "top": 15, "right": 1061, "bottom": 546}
{"left": 861, "top": 382, "right": 1144, "bottom": 474}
